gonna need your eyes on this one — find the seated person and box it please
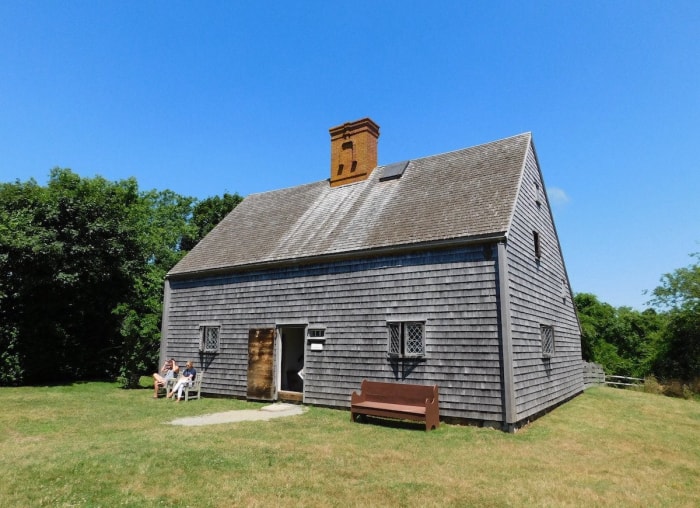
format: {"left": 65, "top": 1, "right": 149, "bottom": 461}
{"left": 153, "top": 358, "right": 179, "bottom": 398}
{"left": 167, "top": 361, "right": 196, "bottom": 401}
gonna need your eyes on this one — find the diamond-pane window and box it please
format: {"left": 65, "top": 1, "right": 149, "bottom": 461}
{"left": 405, "top": 323, "right": 424, "bottom": 356}
{"left": 388, "top": 323, "right": 401, "bottom": 356}
{"left": 200, "top": 326, "right": 220, "bottom": 353}
{"left": 541, "top": 325, "right": 554, "bottom": 357}
{"left": 387, "top": 322, "right": 425, "bottom": 358}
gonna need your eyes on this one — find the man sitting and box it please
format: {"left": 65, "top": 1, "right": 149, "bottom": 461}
{"left": 152, "top": 359, "right": 178, "bottom": 398}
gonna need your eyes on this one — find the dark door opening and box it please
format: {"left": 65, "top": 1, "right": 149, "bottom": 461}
{"left": 279, "top": 326, "right": 305, "bottom": 395}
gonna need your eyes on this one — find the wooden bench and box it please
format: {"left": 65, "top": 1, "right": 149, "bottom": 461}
{"left": 350, "top": 380, "right": 440, "bottom": 431}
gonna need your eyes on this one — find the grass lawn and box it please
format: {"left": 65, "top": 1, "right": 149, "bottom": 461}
{"left": 2, "top": 383, "right": 698, "bottom": 507}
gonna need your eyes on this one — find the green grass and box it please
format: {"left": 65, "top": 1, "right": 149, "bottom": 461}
{"left": 2, "top": 383, "right": 698, "bottom": 507}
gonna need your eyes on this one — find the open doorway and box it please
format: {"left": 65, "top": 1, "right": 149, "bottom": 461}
{"left": 277, "top": 326, "right": 305, "bottom": 401}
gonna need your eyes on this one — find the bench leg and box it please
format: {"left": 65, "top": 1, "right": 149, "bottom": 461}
{"left": 351, "top": 412, "right": 368, "bottom": 424}
{"left": 425, "top": 415, "right": 439, "bottom": 431}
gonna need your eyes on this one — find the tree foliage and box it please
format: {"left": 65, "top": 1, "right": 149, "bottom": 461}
{"left": 180, "top": 192, "right": 243, "bottom": 251}
{"left": 648, "top": 253, "right": 700, "bottom": 311}
{"left": 112, "top": 189, "right": 196, "bottom": 387}
{"left": 576, "top": 252, "right": 699, "bottom": 382}
{"left": 0, "top": 170, "right": 240, "bottom": 386}
{"left": 648, "top": 253, "right": 700, "bottom": 380}
{"left": 575, "top": 293, "right": 666, "bottom": 377}
{"left": 1, "top": 170, "right": 141, "bottom": 384}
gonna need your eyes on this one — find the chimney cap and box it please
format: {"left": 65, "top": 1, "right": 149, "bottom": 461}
{"left": 329, "top": 117, "right": 380, "bottom": 139}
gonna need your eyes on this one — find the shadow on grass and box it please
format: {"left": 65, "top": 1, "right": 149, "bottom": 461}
{"left": 353, "top": 414, "right": 433, "bottom": 432}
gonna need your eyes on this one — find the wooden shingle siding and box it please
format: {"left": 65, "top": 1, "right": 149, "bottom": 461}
{"left": 166, "top": 245, "right": 505, "bottom": 422}
{"left": 505, "top": 144, "right": 583, "bottom": 422}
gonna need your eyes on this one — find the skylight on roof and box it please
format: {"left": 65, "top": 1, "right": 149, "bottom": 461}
{"left": 379, "top": 160, "right": 409, "bottom": 181}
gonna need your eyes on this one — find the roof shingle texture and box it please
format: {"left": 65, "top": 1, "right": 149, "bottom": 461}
{"left": 169, "top": 133, "right": 531, "bottom": 276}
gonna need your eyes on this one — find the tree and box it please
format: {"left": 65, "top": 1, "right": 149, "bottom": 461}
{"left": 0, "top": 169, "right": 242, "bottom": 387}
{"left": 649, "top": 253, "right": 700, "bottom": 310}
{"left": 574, "top": 293, "right": 608, "bottom": 361}
{"left": 113, "top": 189, "right": 196, "bottom": 387}
{"left": 0, "top": 180, "right": 38, "bottom": 384}
{"left": 614, "top": 307, "right": 666, "bottom": 377}
{"left": 0, "top": 170, "right": 143, "bottom": 383}
{"left": 648, "top": 253, "right": 700, "bottom": 380}
{"left": 574, "top": 293, "right": 666, "bottom": 377}
{"left": 180, "top": 192, "right": 242, "bottom": 251}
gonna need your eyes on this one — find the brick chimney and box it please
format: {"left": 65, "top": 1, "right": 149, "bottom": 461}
{"left": 328, "top": 118, "right": 380, "bottom": 187}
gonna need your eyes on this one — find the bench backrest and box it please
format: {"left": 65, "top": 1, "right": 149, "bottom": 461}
{"left": 360, "top": 380, "right": 437, "bottom": 406}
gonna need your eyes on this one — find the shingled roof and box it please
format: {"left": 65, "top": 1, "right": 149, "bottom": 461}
{"left": 168, "top": 132, "right": 532, "bottom": 277}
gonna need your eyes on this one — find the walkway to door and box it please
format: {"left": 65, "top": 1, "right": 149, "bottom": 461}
{"left": 168, "top": 403, "right": 305, "bottom": 427}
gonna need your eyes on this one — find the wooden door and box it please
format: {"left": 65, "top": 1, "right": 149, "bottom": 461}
{"left": 247, "top": 328, "right": 275, "bottom": 400}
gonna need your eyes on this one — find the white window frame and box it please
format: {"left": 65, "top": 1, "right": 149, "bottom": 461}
{"left": 540, "top": 324, "right": 555, "bottom": 358}
{"left": 199, "top": 324, "right": 221, "bottom": 353}
{"left": 387, "top": 321, "right": 426, "bottom": 358}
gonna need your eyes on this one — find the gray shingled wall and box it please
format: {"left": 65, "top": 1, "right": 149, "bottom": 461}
{"left": 165, "top": 245, "right": 505, "bottom": 423}
{"left": 505, "top": 145, "right": 584, "bottom": 421}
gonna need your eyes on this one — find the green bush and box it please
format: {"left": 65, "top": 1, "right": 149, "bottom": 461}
{"left": 0, "top": 327, "right": 24, "bottom": 386}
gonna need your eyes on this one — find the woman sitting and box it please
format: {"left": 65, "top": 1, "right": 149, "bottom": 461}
{"left": 167, "top": 361, "right": 196, "bottom": 401}
{"left": 153, "top": 359, "right": 179, "bottom": 398}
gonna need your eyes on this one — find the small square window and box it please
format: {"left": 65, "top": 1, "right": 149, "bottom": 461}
{"left": 387, "top": 322, "right": 425, "bottom": 358}
{"left": 200, "top": 325, "right": 220, "bottom": 353}
{"left": 307, "top": 328, "right": 325, "bottom": 338}
{"left": 540, "top": 325, "right": 555, "bottom": 357}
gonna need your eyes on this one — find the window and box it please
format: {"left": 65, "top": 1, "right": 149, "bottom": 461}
{"left": 540, "top": 325, "right": 555, "bottom": 357}
{"left": 199, "top": 325, "right": 220, "bottom": 353}
{"left": 534, "top": 181, "right": 542, "bottom": 207}
{"left": 388, "top": 322, "right": 425, "bottom": 358}
{"left": 533, "top": 231, "right": 541, "bottom": 259}
{"left": 307, "top": 328, "right": 325, "bottom": 338}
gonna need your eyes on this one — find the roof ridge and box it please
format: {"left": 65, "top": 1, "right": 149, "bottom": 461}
{"left": 378, "top": 132, "right": 531, "bottom": 168}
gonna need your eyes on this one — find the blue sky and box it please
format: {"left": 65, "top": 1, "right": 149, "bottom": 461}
{"left": 1, "top": 1, "right": 698, "bottom": 310}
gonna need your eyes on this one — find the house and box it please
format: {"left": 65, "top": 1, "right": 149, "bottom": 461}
{"left": 161, "top": 118, "right": 583, "bottom": 431}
